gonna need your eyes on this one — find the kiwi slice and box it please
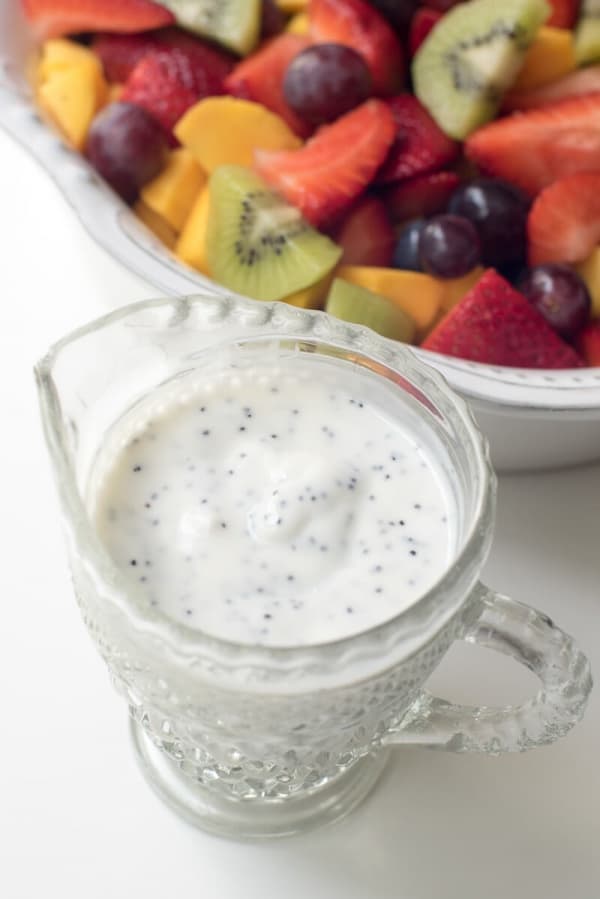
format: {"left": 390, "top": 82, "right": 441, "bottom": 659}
{"left": 205, "top": 166, "right": 342, "bottom": 302}
{"left": 575, "top": 0, "right": 600, "bottom": 65}
{"left": 158, "top": 0, "right": 262, "bottom": 55}
{"left": 412, "top": 0, "right": 550, "bottom": 140}
{"left": 325, "top": 279, "right": 416, "bottom": 344}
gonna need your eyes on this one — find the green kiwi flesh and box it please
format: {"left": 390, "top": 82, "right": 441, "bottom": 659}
{"left": 575, "top": 0, "right": 600, "bottom": 65}
{"left": 158, "top": 0, "right": 262, "bottom": 55}
{"left": 206, "top": 166, "right": 342, "bottom": 303}
{"left": 412, "top": 0, "right": 550, "bottom": 140}
{"left": 325, "top": 279, "right": 416, "bottom": 343}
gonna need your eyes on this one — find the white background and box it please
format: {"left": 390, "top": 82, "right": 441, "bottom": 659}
{"left": 1, "top": 127, "right": 599, "bottom": 899}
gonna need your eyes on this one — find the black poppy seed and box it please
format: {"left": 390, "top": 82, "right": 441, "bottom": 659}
{"left": 369, "top": 495, "right": 375, "bottom": 502}
{"left": 221, "top": 522, "right": 227, "bottom": 529}
{"left": 130, "top": 559, "right": 137, "bottom": 566}
{"left": 375, "top": 587, "right": 383, "bottom": 594}
{"left": 385, "top": 474, "right": 391, "bottom": 480}
{"left": 185, "top": 609, "right": 193, "bottom": 616}
{"left": 399, "top": 520, "right": 405, "bottom": 526}
{"left": 263, "top": 613, "right": 272, "bottom": 620}
{"left": 144, "top": 502, "right": 151, "bottom": 509}
{"left": 287, "top": 574, "right": 295, "bottom": 581}
{"left": 310, "top": 495, "right": 317, "bottom": 502}
{"left": 320, "top": 545, "right": 328, "bottom": 552}
{"left": 150, "top": 599, "right": 157, "bottom": 607}
{"left": 228, "top": 469, "right": 234, "bottom": 476}
{"left": 292, "top": 409, "right": 299, "bottom": 415}
{"left": 271, "top": 433, "right": 278, "bottom": 439}
{"left": 139, "top": 576, "right": 147, "bottom": 583}
{"left": 133, "top": 465, "right": 142, "bottom": 472}
{"left": 409, "top": 549, "right": 417, "bottom": 556}
{"left": 199, "top": 406, "right": 206, "bottom": 413}
{"left": 152, "top": 519, "right": 160, "bottom": 527}
{"left": 414, "top": 503, "right": 422, "bottom": 510}
{"left": 201, "top": 498, "right": 207, "bottom": 504}
{"left": 346, "top": 607, "right": 354, "bottom": 614}
{"left": 151, "top": 492, "right": 158, "bottom": 501}
{"left": 145, "top": 560, "right": 152, "bottom": 567}
{"left": 257, "top": 587, "right": 264, "bottom": 594}
{"left": 202, "top": 429, "right": 210, "bottom": 436}
{"left": 239, "top": 426, "right": 246, "bottom": 432}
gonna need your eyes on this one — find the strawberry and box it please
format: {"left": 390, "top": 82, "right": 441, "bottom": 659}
{"left": 527, "top": 173, "right": 600, "bottom": 267}
{"left": 92, "top": 28, "right": 235, "bottom": 86}
{"left": 21, "top": 0, "right": 174, "bottom": 40}
{"left": 502, "top": 65, "right": 600, "bottom": 113}
{"left": 331, "top": 196, "right": 395, "bottom": 266}
{"left": 546, "top": 0, "right": 579, "bottom": 27}
{"left": 376, "top": 94, "right": 459, "bottom": 185}
{"left": 409, "top": 7, "right": 443, "bottom": 58}
{"left": 224, "top": 34, "right": 311, "bottom": 138}
{"left": 255, "top": 99, "right": 396, "bottom": 226}
{"left": 466, "top": 95, "right": 600, "bottom": 196}
{"left": 422, "top": 270, "right": 584, "bottom": 368}
{"left": 122, "top": 49, "right": 225, "bottom": 141}
{"left": 380, "top": 171, "right": 460, "bottom": 222}
{"left": 577, "top": 321, "right": 600, "bottom": 366}
{"left": 308, "top": 0, "right": 405, "bottom": 96}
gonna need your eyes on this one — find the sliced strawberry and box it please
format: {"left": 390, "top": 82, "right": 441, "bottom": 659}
{"left": 577, "top": 321, "right": 600, "bottom": 366}
{"left": 376, "top": 94, "right": 459, "bottom": 185}
{"left": 255, "top": 99, "right": 396, "bottom": 226}
{"left": 22, "top": 0, "right": 174, "bottom": 40}
{"left": 122, "top": 49, "right": 225, "bottom": 141}
{"left": 92, "top": 28, "right": 235, "bottom": 86}
{"left": 466, "top": 95, "right": 600, "bottom": 196}
{"left": 546, "top": 0, "right": 579, "bottom": 27}
{"left": 331, "top": 196, "right": 395, "bottom": 266}
{"left": 503, "top": 65, "right": 600, "bottom": 113}
{"left": 308, "top": 0, "right": 404, "bottom": 96}
{"left": 224, "top": 34, "right": 311, "bottom": 139}
{"left": 527, "top": 173, "right": 600, "bottom": 267}
{"left": 380, "top": 171, "right": 460, "bottom": 223}
{"left": 409, "top": 7, "right": 443, "bottom": 58}
{"left": 422, "top": 270, "right": 584, "bottom": 368}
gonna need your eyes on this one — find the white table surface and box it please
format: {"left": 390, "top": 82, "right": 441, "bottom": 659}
{"left": 1, "top": 126, "right": 599, "bottom": 899}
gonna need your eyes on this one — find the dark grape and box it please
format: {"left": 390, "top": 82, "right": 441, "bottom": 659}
{"left": 261, "top": 0, "right": 285, "bottom": 38}
{"left": 368, "top": 0, "right": 419, "bottom": 32}
{"left": 392, "top": 219, "right": 426, "bottom": 271}
{"left": 518, "top": 265, "right": 591, "bottom": 340}
{"left": 419, "top": 214, "right": 481, "bottom": 278}
{"left": 447, "top": 178, "right": 529, "bottom": 267}
{"left": 86, "top": 102, "right": 168, "bottom": 204}
{"left": 283, "top": 43, "right": 372, "bottom": 126}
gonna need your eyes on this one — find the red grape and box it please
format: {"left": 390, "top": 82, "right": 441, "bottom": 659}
{"left": 518, "top": 265, "right": 591, "bottom": 340}
{"left": 419, "top": 214, "right": 482, "bottom": 278}
{"left": 283, "top": 43, "right": 372, "bottom": 126}
{"left": 86, "top": 102, "right": 168, "bottom": 204}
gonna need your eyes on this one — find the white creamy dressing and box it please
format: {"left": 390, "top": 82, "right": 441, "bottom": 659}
{"left": 89, "top": 362, "right": 456, "bottom": 646}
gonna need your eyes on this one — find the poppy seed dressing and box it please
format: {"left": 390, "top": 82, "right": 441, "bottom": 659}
{"left": 89, "top": 363, "right": 456, "bottom": 647}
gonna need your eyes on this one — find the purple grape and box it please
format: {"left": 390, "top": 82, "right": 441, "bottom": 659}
{"left": 392, "top": 219, "right": 426, "bottom": 271}
{"left": 419, "top": 214, "right": 482, "bottom": 278}
{"left": 283, "top": 43, "right": 372, "bottom": 126}
{"left": 518, "top": 265, "right": 591, "bottom": 340}
{"left": 447, "top": 178, "right": 529, "bottom": 267}
{"left": 86, "top": 102, "right": 168, "bottom": 204}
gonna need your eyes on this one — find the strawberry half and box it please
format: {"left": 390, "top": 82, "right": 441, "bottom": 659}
{"left": 527, "top": 172, "right": 600, "bottom": 267}
{"left": 331, "top": 195, "right": 395, "bottom": 266}
{"left": 255, "top": 99, "right": 396, "bottom": 227}
{"left": 21, "top": 0, "right": 174, "bottom": 40}
{"left": 308, "top": 0, "right": 404, "bottom": 96}
{"left": 577, "top": 321, "right": 600, "bottom": 366}
{"left": 122, "top": 49, "right": 225, "bottom": 141}
{"left": 92, "top": 28, "right": 235, "bottom": 86}
{"left": 380, "top": 171, "right": 460, "bottom": 223}
{"left": 422, "top": 270, "right": 584, "bottom": 368}
{"left": 376, "top": 94, "right": 459, "bottom": 185}
{"left": 466, "top": 95, "right": 600, "bottom": 196}
{"left": 409, "top": 7, "right": 443, "bottom": 58}
{"left": 502, "top": 65, "right": 600, "bottom": 113}
{"left": 547, "top": 0, "right": 579, "bottom": 28}
{"left": 224, "top": 34, "right": 311, "bottom": 139}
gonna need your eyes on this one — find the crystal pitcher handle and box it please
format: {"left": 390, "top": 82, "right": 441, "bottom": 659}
{"left": 384, "top": 584, "right": 592, "bottom": 754}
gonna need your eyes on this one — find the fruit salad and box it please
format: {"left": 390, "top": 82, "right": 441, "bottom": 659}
{"left": 23, "top": 0, "right": 600, "bottom": 368}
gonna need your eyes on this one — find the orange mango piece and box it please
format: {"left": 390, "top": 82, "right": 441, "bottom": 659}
{"left": 576, "top": 247, "right": 600, "bottom": 318}
{"left": 438, "top": 267, "right": 485, "bottom": 313}
{"left": 175, "top": 186, "right": 211, "bottom": 275}
{"left": 38, "top": 63, "right": 106, "bottom": 150}
{"left": 512, "top": 27, "right": 576, "bottom": 92}
{"left": 286, "top": 12, "right": 309, "bottom": 34}
{"left": 134, "top": 200, "right": 178, "bottom": 250}
{"left": 276, "top": 0, "right": 308, "bottom": 11}
{"left": 141, "top": 148, "right": 206, "bottom": 232}
{"left": 174, "top": 97, "right": 302, "bottom": 173}
{"left": 337, "top": 266, "right": 443, "bottom": 337}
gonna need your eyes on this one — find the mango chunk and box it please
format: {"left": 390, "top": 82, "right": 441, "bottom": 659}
{"left": 276, "top": 0, "right": 308, "bottom": 11}
{"left": 39, "top": 39, "right": 102, "bottom": 80}
{"left": 512, "top": 27, "right": 576, "bottom": 93}
{"left": 175, "top": 186, "right": 211, "bottom": 275}
{"left": 38, "top": 63, "right": 106, "bottom": 150}
{"left": 439, "top": 267, "right": 485, "bottom": 313}
{"left": 134, "top": 200, "right": 178, "bottom": 249}
{"left": 576, "top": 247, "right": 600, "bottom": 318}
{"left": 141, "top": 148, "right": 206, "bottom": 233}
{"left": 282, "top": 273, "right": 334, "bottom": 309}
{"left": 174, "top": 97, "right": 302, "bottom": 173}
{"left": 337, "top": 266, "right": 443, "bottom": 337}
{"left": 286, "top": 12, "right": 309, "bottom": 35}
